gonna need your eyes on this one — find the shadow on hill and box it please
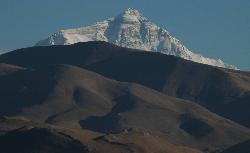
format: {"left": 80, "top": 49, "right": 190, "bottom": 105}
{"left": 79, "top": 95, "right": 135, "bottom": 133}
{"left": 0, "top": 67, "right": 57, "bottom": 116}
{"left": 0, "top": 127, "right": 89, "bottom": 153}
{"left": 179, "top": 113, "right": 213, "bottom": 139}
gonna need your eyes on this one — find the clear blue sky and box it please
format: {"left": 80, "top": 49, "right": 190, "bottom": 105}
{"left": 0, "top": 0, "right": 249, "bottom": 70}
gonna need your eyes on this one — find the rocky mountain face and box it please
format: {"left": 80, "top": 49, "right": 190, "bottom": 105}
{"left": 36, "top": 8, "right": 236, "bottom": 69}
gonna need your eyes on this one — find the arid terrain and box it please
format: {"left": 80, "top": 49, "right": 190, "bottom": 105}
{"left": 0, "top": 42, "right": 250, "bottom": 153}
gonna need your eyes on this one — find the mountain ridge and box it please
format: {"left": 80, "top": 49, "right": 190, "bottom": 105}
{"left": 35, "top": 8, "right": 237, "bottom": 69}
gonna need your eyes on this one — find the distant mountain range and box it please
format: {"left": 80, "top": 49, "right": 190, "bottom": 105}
{"left": 35, "top": 8, "right": 237, "bottom": 69}
{"left": 0, "top": 41, "right": 250, "bottom": 153}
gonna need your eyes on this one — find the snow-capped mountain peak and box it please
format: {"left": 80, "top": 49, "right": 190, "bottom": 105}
{"left": 35, "top": 8, "right": 237, "bottom": 69}
{"left": 121, "top": 8, "right": 143, "bottom": 17}
{"left": 118, "top": 8, "right": 147, "bottom": 22}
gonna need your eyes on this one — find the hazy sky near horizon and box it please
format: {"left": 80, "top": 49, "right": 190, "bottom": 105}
{"left": 0, "top": 0, "right": 249, "bottom": 70}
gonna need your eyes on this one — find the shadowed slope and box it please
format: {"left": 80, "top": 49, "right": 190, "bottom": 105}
{"left": 0, "top": 42, "right": 128, "bottom": 67}
{"left": 0, "top": 66, "right": 57, "bottom": 116}
{"left": 220, "top": 140, "right": 250, "bottom": 153}
{"left": 0, "top": 42, "right": 249, "bottom": 127}
{"left": 0, "top": 127, "right": 89, "bottom": 153}
{"left": 0, "top": 63, "right": 25, "bottom": 76}
{"left": 86, "top": 49, "right": 250, "bottom": 128}
{"left": 0, "top": 64, "right": 249, "bottom": 152}
{"left": 91, "top": 128, "right": 202, "bottom": 153}
{"left": 80, "top": 95, "right": 135, "bottom": 133}
{"left": 0, "top": 118, "right": 201, "bottom": 153}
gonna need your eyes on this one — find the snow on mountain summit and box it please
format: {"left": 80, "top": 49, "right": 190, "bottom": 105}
{"left": 35, "top": 8, "right": 237, "bottom": 69}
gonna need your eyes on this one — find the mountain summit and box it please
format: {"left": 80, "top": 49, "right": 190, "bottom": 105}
{"left": 36, "top": 8, "right": 236, "bottom": 69}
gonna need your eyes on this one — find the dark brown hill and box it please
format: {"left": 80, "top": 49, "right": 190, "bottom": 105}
{"left": 0, "top": 118, "right": 201, "bottom": 153}
{"left": 91, "top": 128, "right": 202, "bottom": 153}
{"left": 0, "top": 64, "right": 249, "bottom": 152}
{"left": 220, "top": 140, "right": 250, "bottom": 153}
{"left": 0, "top": 41, "right": 128, "bottom": 67}
{"left": 0, "top": 126, "right": 89, "bottom": 153}
{"left": 88, "top": 52, "right": 250, "bottom": 128}
{"left": 0, "top": 63, "right": 25, "bottom": 76}
{"left": 0, "top": 42, "right": 249, "bottom": 128}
